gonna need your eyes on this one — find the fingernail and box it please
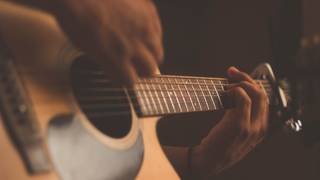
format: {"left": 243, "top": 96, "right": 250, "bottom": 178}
{"left": 228, "top": 66, "right": 239, "bottom": 76}
{"left": 230, "top": 66, "right": 239, "bottom": 72}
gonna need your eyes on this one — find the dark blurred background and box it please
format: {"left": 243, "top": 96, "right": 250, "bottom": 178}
{"left": 155, "top": 0, "right": 320, "bottom": 179}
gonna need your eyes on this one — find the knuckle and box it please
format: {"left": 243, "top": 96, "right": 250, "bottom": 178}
{"left": 256, "top": 90, "right": 268, "bottom": 102}
{"left": 242, "top": 95, "right": 252, "bottom": 107}
{"left": 235, "top": 87, "right": 252, "bottom": 106}
{"left": 251, "top": 128, "right": 262, "bottom": 139}
{"left": 239, "top": 81, "right": 250, "bottom": 88}
{"left": 253, "top": 124, "right": 267, "bottom": 138}
{"left": 234, "top": 87, "right": 244, "bottom": 94}
{"left": 254, "top": 83, "right": 261, "bottom": 89}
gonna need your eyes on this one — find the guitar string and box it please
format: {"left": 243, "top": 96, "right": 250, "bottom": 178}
{"left": 78, "top": 90, "right": 274, "bottom": 110}
{"left": 77, "top": 88, "right": 275, "bottom": 112}
{"left": 80, "top": 96, "right": 273, "bottom": 110}
{"left": 73, "top": 69, "right": 270, "bottom": 79}
{"left": 73, "top": 83, "right": 273, "bottom": 91}
{"left": 75, "top": 87, "right": 274, "bottom": 93}
{"left": 73, "top": 71, "right": 279, "bottom": 116}
{"left": 77, "top": 94, "right": 276, "bottom": 116}
{"left": 74, "top": 70, "right": 270, "bottom": 84}
{"left": 77, "top": 89, "right": 273, "bottom": 101}
{"left": 73, "top": 81, "right": 271, "bottom": 87}
{"left": 77, "top": 89, "right": 272, "bottom": 99}
{"left": 82, "top": 93, "right": 275, "bottom": 117}
{"left": 73, "top": 72, "right": 270, "bottom": 84}
{"left": 75, "top": 87, "right": 274, "bottom": 96}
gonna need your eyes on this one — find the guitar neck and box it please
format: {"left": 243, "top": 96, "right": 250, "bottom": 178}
{"left": 132, "top": 75, "right": 272, "bottom": 117}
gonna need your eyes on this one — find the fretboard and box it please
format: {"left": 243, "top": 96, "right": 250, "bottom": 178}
{"left": 132, "top": 75, "right": 272, "bottom": 116}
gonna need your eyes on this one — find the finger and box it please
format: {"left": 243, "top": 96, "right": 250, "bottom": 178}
{"left": 99, "top": 56, "right": 138, "bottom": 87}
{"left": 229, "top": 81, "right": 267, "bottom": 122}
{"left": 141, "top": 27, "right": 164, "bottom": 64}
{"left": 226, "top": 87, "right": 252, "bottom": 128}
{"left": 230, "top": 82, "right": 269, "bottom": 139}
{"left": 227, "top": 67, "right": 255, "bottom": 84}
{"left": 131, "top": 42, "right": 159, "bottom": 77}
{"left": 145, "top": 0, "right": 163, "bottom": 36}
{"left": 144, "top": 34, "right": 164, "bottom": 64}
{"left": 137, "top": 2, "right": 164, "bottom": 64}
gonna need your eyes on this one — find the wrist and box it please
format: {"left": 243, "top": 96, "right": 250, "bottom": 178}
{"left": 190, "top": 143, "right": 227, "bottom": 179}
{"left": 188, "top": 145, "right": 208, "bottom": 179}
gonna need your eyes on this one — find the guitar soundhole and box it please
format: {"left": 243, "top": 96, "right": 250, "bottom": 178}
{"left": 70, "top": 56, "right": 132, "bottom": 138}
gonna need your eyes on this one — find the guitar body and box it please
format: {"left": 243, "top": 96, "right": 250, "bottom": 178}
{"left": 0, "top": 1, "right": 179, "bottom": 180}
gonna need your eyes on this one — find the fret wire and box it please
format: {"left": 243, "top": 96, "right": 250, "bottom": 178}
{"left": 191, "top": 81, "right": 202, "bottom": 111}
{"left": 175, "top": 79, "right": 189, "bottom": 112}
{"left": 147, "top": 81, "right": 161, "bottom": 114}
{"left": 219, "top": 79, "right": 225, "bottom": 91}
{"left": 213, "top": 80, "right": 223, "bottom": 108}
{"left": 205, "top": 80, "right": 217, "bottom": 110}
{"left": 164, "top": 80, "right": 177, "bottom": 113}
{"left": 170, "top": 80, "right": 183, "bottom": 112}
{"left": 140, "top": 100, "right": 221, "bottom": 112}
{"left": 136, "top": 87, "right": 226, "bottom": 92}
{"left": 157, "top": 81, "right": 170, "bottom": 113}
{"left": 137, "top": 83, "right": 150, "bottom": 114}
{"left": 197, "top": 79, "right": 210, "bottom": 110}
{"left": 184, "top": 82, "right": 196, "bottom": 111}
{"left": 150, "top": 79, "right": 165, "bottom": 114}
{"left": 162, "top": 78, "right": 175, "bottom": 113}
{"left": 78, "top": 87, "right": 228, "bottom": 93}
{"left": 218, "top": 80, "right": 226, "bottom": 108}
{"left": 142, "top": 84, "right": 157, "bottom": 114}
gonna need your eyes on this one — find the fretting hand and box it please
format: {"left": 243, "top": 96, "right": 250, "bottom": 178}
{"left": 191, "top": 67, "right": 269, "bottom": 178}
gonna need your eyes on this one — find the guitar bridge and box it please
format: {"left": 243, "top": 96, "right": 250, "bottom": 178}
{"left": 0, "top": 44, "right": 51, "bottom": 174}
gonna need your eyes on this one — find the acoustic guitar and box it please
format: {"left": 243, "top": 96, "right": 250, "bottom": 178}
{"left": 0, "top": 1, "right": 293, "bottom": 180}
